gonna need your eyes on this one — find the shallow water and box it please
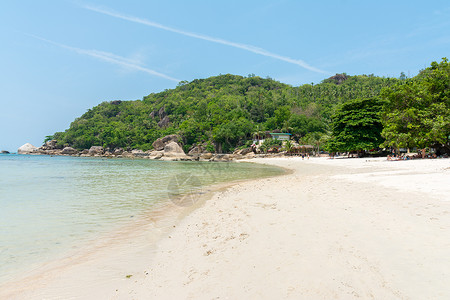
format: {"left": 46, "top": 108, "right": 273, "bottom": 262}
{"left": 0, "top": 154, "right": 283, "bottom": 283}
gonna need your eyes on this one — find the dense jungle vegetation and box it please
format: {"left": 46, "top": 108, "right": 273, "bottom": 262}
{"left": 49, "top": 58, "right": 449, "bottom": 154}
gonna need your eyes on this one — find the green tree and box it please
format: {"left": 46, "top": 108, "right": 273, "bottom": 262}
{"left": 260, "top": 138, "right": 282, "bottom": 153}
{"left": 264, "top": 106, "right": 291, "bottom": 130}
{"left": 381, "top": 58, "right": 450, "bottom": 152}
{"left": 47, "top": 74, "right": 399, "bottom": 152}
{"left": 212, "top": 117, "right": 254, "bottom": 153}
{"left": 287, "top": 114, "right": 325, "bottom": 137}
{"left": 283, "top": 140, "right": 293, "bottom": 153}
{"left": 327, "top": 98, "right": 384, "bottom": 152}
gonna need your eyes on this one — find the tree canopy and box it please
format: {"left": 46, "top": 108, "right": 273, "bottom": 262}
{"left": 326, "top": 98, "right": 385, "bottom": 152}
{"left": 381, "top": 58, "right": 450, "bottom": 152}
{"left": 49, "top": 73, "right": 398, "bottom": 152}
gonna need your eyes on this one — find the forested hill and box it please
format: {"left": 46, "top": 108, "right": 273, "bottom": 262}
{"left": 51, "top": 73, "right": 399, "bottom": 153}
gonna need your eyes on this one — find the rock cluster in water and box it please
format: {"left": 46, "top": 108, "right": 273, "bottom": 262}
{"left": 16, "top": 135, "right": 260, "bottom": 161}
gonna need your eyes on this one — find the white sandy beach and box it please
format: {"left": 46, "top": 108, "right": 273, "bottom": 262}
{"left": 1, "top": 157, "right": 450, "bottom": 299}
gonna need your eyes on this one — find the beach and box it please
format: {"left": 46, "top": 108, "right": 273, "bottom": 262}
{"left": 1, "top": 157, "right": 450, "bottom": 299}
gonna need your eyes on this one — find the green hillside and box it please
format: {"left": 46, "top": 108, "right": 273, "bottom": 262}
{"left": 50, "top": 73, "right": 398, "bottom": 153}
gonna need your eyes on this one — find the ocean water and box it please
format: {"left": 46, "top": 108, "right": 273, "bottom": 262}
{"left": 0, "top": 154, "right": 284, "bottom": 283}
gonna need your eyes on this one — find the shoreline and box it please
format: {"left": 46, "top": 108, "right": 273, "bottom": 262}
{"left": 1, "top": 157, "right": 450, "bottom": 299}
{"left": 0, "top": 159, "right": 287, "bottom": 298}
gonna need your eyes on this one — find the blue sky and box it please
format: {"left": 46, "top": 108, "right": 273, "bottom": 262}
{"left": 1, "top": 0, "right": 449, "bottom": 151}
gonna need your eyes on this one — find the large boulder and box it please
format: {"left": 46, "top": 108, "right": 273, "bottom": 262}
{"left": 163, "top": 141, "right": 187, "bottom": 158}
{"left": 1, "top": 150, "right": 10, "bottom": 154}
{"left": 18, "top": 143, "right": 38, "bottom": 154}
{"left": 61, "top": 147, "right": 78, "bottom": 155}
{"left": 152, "top": 139, "right": 164, "bottom": 151}
{"left": 188, "top": 144, "right": 206, "bottom": 156}
{"left": 89, "top": 146, "right": 104, "bottom": 156}
{"left": 152, "top": 134, "right": 180, "bottom": 151}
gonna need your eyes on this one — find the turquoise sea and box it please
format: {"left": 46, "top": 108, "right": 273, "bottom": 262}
{"left": 0, "top": 154, "right": 284, "bottom": 283}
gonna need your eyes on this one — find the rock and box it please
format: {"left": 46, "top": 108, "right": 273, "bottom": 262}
{"left": 244, "top": 152, "right": 256, "bottom": 159}
{"left": 148, "top": 151, "right": 164, "bottom": 159}
{"left": 239, "top": 148, "right": 253, "bottom": 155}
{"left": 61, "top": 147, "right": 78, "bottom": 155}
{"left": 113, "top": 148, "right": 124, "bottom": 155}
{"left": 152, "top": 139, "right": 165, "bottom": 151}
{"left": 163, "top": 142, "right": 187, "bottom": 158}
{"left": 47, "top": 140, "right": 57, "bottom": 149}
{"left": 18, "top": 143, "right": 38, "bottom": 154}
{"left": 131, "top": 149, "right": 149, "bottom": 157}
{"left": 233, "top": 149, "right": 255, "bottom": 159}
{"left": 40, "top": 139, "right": 58, "bottom": 150}
{"left": 152, "top": 134, "right": 180, "bottom": 151}
{"left": 157, "top": 115, "right": 170, "bottom": 128}
{"left": 121, "top": 151, "right": 134, "bottom": 158}
{"left": 89, "top": 146, "right": 104, "bottom": 156}
{"left": 327, "top": 73, "right": 348, "bottom": 85}
{"left": 200, "top": 153, "right": 213, "bottom": 160}
{"left": 212, "top": 154, "right": 232, "bottom": 162}
{"left": 159, "top": 156, "right": 180, "bottom": 161}
{"left": 180, "top": 157, "right": 195, "bottom": 161}
{"left": 188, "top": 145, "right": 205, "bottom": 156}
{"left": 158, "top": 106, "right": 166, "bottom": 119}
{"left": 81, "top": 149, "right": 89, "bottom": 155}
{"left": 48, "top": 149, "right": 62, "bottom": 155}
{"left": 1, "top": 150, "right": 10, "bottom": 154}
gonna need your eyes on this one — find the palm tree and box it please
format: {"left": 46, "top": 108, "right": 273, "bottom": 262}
{"left": 284, "top": 140, "right": 293, "bottom": 154}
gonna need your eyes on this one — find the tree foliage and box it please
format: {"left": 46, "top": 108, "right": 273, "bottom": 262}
{"left": 381, "top": 58, "right": 450, "bottom": 150}
{"left": 327, "top": 98, "right": 385, "bottom": 152}
{"left": 50, "top": 73, "right": 398, "bottom": 152}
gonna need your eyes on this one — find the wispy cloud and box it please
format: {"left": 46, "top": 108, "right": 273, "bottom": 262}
{"left": 82, "top": 4, "right": 330, "bottom": 75}
{"left": 29, "top": 34, "right": 180, "bottom": 82}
